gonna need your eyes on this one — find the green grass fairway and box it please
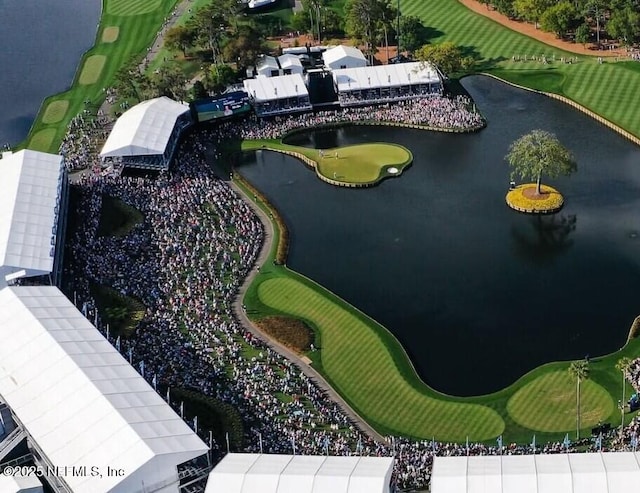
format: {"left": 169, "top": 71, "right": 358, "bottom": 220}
{"left": 107, "top": 0, "right": 163, "bottom": 16}
{"left": 102, "top": 27, "right": 120, "bottom": 43}
{"left": 256, "top": 276, "right": 505, "bottom": 441}
{"left": 41, "top": 100, "right": 69, "bottom": 124}
{"left": 317, "top": 143, "right": 412, "bottom": 184}
{"left": 28, "top": 129, "right": 56, "bottom": 151}
{"left": 507, "top": 371, "right": 614, "bottom": 432}
{"left": 79, "top": 55, "right": 106, "bottom": 85}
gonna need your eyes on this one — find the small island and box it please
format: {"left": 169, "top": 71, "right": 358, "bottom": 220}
{"left": 505, "top": 129, "right": 577, "bottom": 214}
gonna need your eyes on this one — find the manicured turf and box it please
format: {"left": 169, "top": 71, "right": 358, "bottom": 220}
{"left": 41, "top": 100, "right": 69, "bottom": 125}
{"left": 317, "top": 143, "right": 412, "bottom": 183}
{"left": 257, "top": 276, "right": 506, "bottom": 441}
{"left": 24, "top": 0, "right": 179, "bottom": 152}
{"left": 79, "top": 55, "right": 106, "bottom": 85}
{"left": 102, "top": 27, "right": 120, "bottom": 43}
{"left": 507, "top": 371, "right": 614, "bottom": 432}
{"left": 402, "top": 0, "right": 640, "bottom": 137}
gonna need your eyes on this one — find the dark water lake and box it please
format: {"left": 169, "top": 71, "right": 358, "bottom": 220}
{"left": 0, "top": 0, "right": 101, "bottom": 146}
{"left": 237, "top": 75, "right": 640, "bottom": 396}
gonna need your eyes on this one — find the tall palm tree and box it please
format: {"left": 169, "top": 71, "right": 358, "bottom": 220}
{"left": 615, "top": 357, "right": 631, "bottom": 431}
{"left": 568, "top": 359, "right": 589, "bottom": 440}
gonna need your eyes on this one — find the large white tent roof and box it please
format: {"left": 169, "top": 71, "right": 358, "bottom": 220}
{"left": 322, "top": 46, "right": 367, "bottom": 69}
{"left": 332, "top": 62, "right": 440, "bottom": 93}
{"left": 432, "top": 452, "right": 640, "bottom": 493}
{"left": 100, "top": 97, "right": 189, "bottom": 158}
{"left": 243, "top": 74, "right": 309, "bottom": 102}
{"left": 0, "top": 150, "right": 63, "bottom": 284}
{"left": 0, "top": 286, "right": 208, "bottom": 493}
{"left": 205, "top": 453, "right": 393, "bottom": 493}
{"left": 0, "top": 471, "right": 43, "bottom": 493}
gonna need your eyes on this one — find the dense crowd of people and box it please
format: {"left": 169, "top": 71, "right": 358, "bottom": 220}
{"left": 59, "top": 99, "right": 640, "bottom": 491}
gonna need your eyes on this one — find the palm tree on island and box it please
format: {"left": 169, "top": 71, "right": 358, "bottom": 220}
{"left": 505, "top": 129, "right": 577, "bottom": 214}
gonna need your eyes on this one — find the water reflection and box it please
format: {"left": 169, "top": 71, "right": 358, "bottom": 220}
{"left": 510, "top": 214, "right": 577, "bottom": 264}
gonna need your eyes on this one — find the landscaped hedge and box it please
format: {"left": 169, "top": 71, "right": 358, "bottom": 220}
{"left": 255, "top": 316, "right": 314, "bottom": 354}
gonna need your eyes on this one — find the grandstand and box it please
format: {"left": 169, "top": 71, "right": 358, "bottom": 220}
{"left": 332, "top": 62, "right": 443, "bottom": 107}
{"left": 243, "top": 74, "right": 312, "bottom": 116}
{"left": 0, "top": 286, "right": 210, "bottom": 493}
{"left": 431, "top": 452, "right": 640, "bottom": 492}
{"left": 0, "top": 150, "right": 67, "bottom": 288}
{"left": 100, "top": 97, "right": 192, "bottom": 171}
{"left": 205, "top": 453, "right": 394, "bottom": 493}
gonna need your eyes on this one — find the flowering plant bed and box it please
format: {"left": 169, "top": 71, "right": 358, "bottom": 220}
{"left": 506, "top": 183, "right": 564, "bottom": 213}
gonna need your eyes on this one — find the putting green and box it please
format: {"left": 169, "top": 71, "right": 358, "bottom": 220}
{"left": 316, "top": 143, "right": 412, "bottom": 184}
{"left": 257, "top": 276, "right": 505, "bottom": 440}
{"left": 28, "top": 129, "right": 56, "bottom": 152}
{"left": 507, "top": 371, "right": 614, "bottom": 432}
{"left": 107, "top": 0, "right": 163, "bottom": 16}
{"left": 79, "top": 55, "right": 106, "bottom": 85}
{"left": 41, "top": 100, "right": 69, "bottom": 125}
{"left": 102, "top": 27, "right": 120, "bottom": 43}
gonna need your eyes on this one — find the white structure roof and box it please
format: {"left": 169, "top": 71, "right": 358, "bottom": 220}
{"left": 100, "top": 97, "right": 189, "bottom": 158}
{"left": 0, "top": 150, "right": 63, "bottom": 284}
{"left": 322, "top": 46, "right": 367, "bottom": 69}
{"left": 243, "top": 74, "right": 309, "bottom": 102}
{"left": 0, "top": 286, "right": 208, "bottom": 493}
{"left": 278, "top": 54, "right": 303, "bottom": 73}
{"left": 0, "top": 472, "right": 44, "bottom": 493}
{"left": 431, "top": 452, "right": 640, "bottom": 493}
{"left": 332, "top": 62, "right": 440, "bottom": 93}
{"left": 205, "top": 453, "right": 393, "bottom": 493}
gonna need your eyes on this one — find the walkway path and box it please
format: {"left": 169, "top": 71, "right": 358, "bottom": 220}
{"left": 459, "top": 0, "right": 622, "bottom": 57}
{"left": 213, "top": 147, "right": 386, "bottom": 443}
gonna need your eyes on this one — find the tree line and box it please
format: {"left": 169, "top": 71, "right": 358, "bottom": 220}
{"left": 482, "top": 0, "right": 640, "bottom": 45}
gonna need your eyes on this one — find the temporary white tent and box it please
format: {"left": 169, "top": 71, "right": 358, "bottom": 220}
{"left": 322, "top": 46, "right": 367, "bottom": 70}
{"left": 332, "top": 63, "right": 440, "bottom": 93}
{"left": 0, "top": 285, "right": 209, "bottom": 493}
{"left": 0, "top": 150, "right": 64, "bottom": 285}
{"left": 0, "top": 472, "right": 44, "bottom": 493}
{"left": 205, "top": 453, "right": 394, "bottom": 493}
{"left": 431, "top": 452, "right": 640, "bottom": 493}
{"left": 100, "top": 97, "right": 189, "bottom": 158}
{"left": 243, "top": 74, "right": 309, "bottom": 102}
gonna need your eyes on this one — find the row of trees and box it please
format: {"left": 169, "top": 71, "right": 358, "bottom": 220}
{"left": 483, "top": 0, "right": 640, "bottom": 45}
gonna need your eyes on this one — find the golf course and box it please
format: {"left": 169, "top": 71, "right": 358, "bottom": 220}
{"left": 14, "top": 0, "right": 640, "bottom": 444}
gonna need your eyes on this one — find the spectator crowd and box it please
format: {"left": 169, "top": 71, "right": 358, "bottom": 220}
{"left": 61, "top": 98, "right": 639, "bottom": 491}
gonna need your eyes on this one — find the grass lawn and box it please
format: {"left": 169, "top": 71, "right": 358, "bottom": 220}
{"left": 22, "top": 0, "right": 179, "bottom": 153}
{"left": 241, "top": 140, "right": 412, "bottom": 185}
{"left": 400, "top": 0, "right": 640, "bottom": 138}
{"left": 89, "top": 284, "right": 145, "bottom": 338}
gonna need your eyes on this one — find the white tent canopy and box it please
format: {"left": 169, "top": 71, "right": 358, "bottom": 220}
{"left": 322, "top": 46, "right": 367, "bottom": 70}
{"left": 205, "top": 453, "right": 393, "bottom": 493}
{"left": 332, "top": 62, "right": 440, "bottom": 93}
{"left": 432, "top": 452, "right": 640, "bottom": 493}
{"left": 100, "top": 97, "right": 189, "bottom": 158}
{"left": 243, "top": 74, "right": 309, "bottom": 102}
{"left": 0, "top": 286, "right": 208, "bottom": 493}
{"left": 0, "top": 150, "right": 63, "bottom": 284}
{"left": 0, "top": 471, "right": 44, "bottom": 493}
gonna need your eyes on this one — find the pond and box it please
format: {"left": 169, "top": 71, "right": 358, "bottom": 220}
{"left": 236, "top": 75, "right": 640, "bottom": 396}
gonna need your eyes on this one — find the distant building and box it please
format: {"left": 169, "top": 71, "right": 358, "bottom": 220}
{"left": 322, "top": 46, "right": 367, "bottom": 70}
{"left": 255, "top": 55, "right": 304, "bottom": 78}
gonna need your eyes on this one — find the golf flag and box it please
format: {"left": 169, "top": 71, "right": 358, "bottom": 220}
{"left": 94, "top": 311, "right": 98, "bottom": 326}
{"left": 357, "top": 436, "right": 362, "bottom": 455}
{"left": 631, "top": 433, "right": 638, "bottom": 451}
{"left": 226, "top": 432, "right": 230, "bottom": 453}
{"left": 180, "top": 401, "right": 184, "bottom": 418}
{"left": 128, "top": 346, "right": 133, "bottom": 364}
{"left": 595, "top": 433, "right": 602, "bottom": 451}
{"left": 323, "top": 436, "right": 329, "bottom": 455}
{"left": 115, "top": 336, "right": 121, "bottom": 352}
{"left": 152, "top": 374, "right": 157, "bottom": 391}
{"left": 431, "top": 437, "right": 436, "bottom": 453}
{"left": 166, "top": 387, "right": 170, "bottom": 404}
{"left": 531, "top": 434, "right": 536, "bottom": 453}
{"left": 563, "top": 433, "right": 571, "bottom": 451}
{"left": 259, "top": 432, "right": 263, "bottom": 454}
{"left": 193, "top": 416, "right": 198, "bottom": 433}
{"left": 106, "top": 324, "right": 110, "bottom": 342}
{"left": 139, "top": 360, "right": 144, "bottom": 378}
{"left": 497, "top": 435, "right": 503, "bottom": 452}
